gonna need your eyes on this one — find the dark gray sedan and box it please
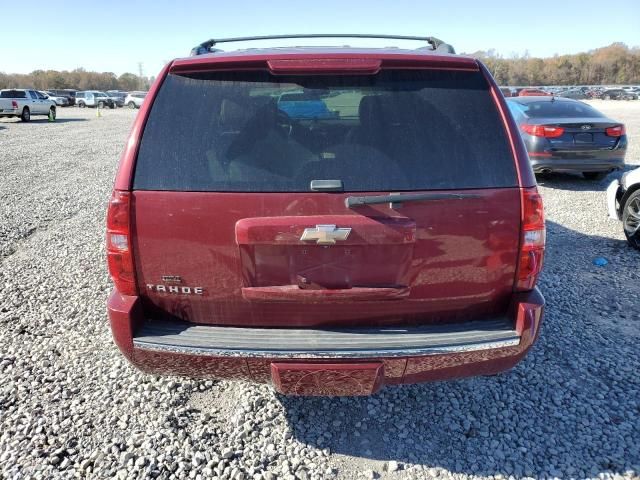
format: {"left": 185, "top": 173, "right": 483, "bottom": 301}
{"left": 558, "top": 88, "right": 588, "bottom": 100}
{"left": 507, "top": 96, "right": 627, "bottom": 180}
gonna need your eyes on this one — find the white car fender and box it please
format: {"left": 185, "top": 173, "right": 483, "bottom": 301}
{"left": 623, "top": 167, "right": 640, "bottom": 189}
{"left": 606, "top": 180, "right": 621, "bottom": 220}
{"left": 609, "top": 166, "right": 640, "bottom": 220}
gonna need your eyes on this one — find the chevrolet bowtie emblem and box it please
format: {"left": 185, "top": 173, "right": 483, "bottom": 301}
{"left": 300, "top": 224, "right": 351, "bottom": 245}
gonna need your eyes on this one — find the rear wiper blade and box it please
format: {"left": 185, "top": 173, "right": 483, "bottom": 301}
{"left": 345, "top": 192, "right": 480, "bottom": 208}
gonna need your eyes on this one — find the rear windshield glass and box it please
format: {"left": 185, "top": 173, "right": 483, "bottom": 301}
{"left": 1, "top": 90, "right": 27, "bottom": 99}
{"left": 134, "top": 69, "right": 517, "bottom": 192}
{"left": 510, "top": 100, "right": 602, "bottom": 118}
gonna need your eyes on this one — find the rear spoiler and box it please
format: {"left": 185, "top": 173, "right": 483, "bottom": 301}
{"left": 170, "top": 53, "right": 478, "bottom": 75}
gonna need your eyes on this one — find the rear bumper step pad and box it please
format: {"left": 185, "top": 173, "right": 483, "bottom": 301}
{"left": 133, "top": 318, "right": 520, "bottom": 359}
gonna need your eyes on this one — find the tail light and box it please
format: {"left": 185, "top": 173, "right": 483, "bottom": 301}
{"left": 11, "top": 100, "right": 18, "bottom": 109}
{"left": 106, "top": 190, "right": 137, "bottom": 296}
{"left": 605, "top": 125, "right": 625, "bottom": 137}
{"left": 521, "top": 124, "right": 564, "bottom": 138}
{"left": 515, "top": 187, "right": 545, "bottom": 291}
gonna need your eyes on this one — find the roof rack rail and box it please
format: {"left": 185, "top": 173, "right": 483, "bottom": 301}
{"left": 189, "top": 34, "right": 455, "bottom": 56}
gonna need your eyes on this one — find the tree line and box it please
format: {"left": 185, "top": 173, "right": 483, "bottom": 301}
{"left": 0, "top": 68, "right": 153, "bottom": 91}
{"left": 1, "top": 43, "right": 638, "bottom": 91}
{"left": 469, "top": 43, "right": 640, "bottom": 86}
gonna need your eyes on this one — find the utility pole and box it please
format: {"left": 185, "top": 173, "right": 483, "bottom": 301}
{"left": 137, "top": 62, "right": 144, "bottom": 89}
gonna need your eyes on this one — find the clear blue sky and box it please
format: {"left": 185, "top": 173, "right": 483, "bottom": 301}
{"left": 2, "top": 0, "right": 638, "bottom": 76}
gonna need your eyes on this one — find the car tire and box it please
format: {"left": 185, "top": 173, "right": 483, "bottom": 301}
{"left": 128, "top": 101, "right": 136, "bottom": 109}
{"left": 622, "top": 190, "right": 640, "bottom": 250}
{"left": 109, "top": 104, "right": 115, "bottom": 109}
{"left": 583, "top": 172, "right": 607, "bottom": 180}
{"left": 20, "top": 107, "right": 30, "bottom": 122}
{"left": 78, "top": 101, "right": 85, "bottom": 108}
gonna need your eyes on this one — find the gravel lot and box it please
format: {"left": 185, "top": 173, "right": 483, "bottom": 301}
{"left": 1, "top": 101, "right": 639, "bottom": 480}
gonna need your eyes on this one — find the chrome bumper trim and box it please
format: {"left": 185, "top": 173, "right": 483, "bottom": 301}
{"left": 133, "top": 338, "right": 520, "bottom": 358}
{"left": 133, "top": 319, "right": 521, "bottom": 359}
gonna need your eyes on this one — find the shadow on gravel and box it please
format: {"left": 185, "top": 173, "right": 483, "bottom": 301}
{"left": 23, "top": 118, "right": 88, "bottom": 124}
{"left": 277, "top": 221, "right": 639, "bottom": 478}
{"left": 537, "top": 166, "right": 635, "bottom": 192}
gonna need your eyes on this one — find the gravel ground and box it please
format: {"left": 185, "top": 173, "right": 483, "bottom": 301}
{"left": 0, "top": 101, "right": 639, "bottom": 480}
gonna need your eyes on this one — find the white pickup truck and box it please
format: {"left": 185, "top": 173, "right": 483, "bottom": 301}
{"left": 0, "top": 89, "right": 56, "bottom": 122}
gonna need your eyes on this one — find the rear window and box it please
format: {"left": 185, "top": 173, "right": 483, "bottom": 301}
{"left": 511, "top": 100, "right": 602, "bottom": 118}
{"left": 134, "top": 69, "right": 517, "bottom": 192}
{"left": 1, "top": 90, "right": 27, "bottom": 99}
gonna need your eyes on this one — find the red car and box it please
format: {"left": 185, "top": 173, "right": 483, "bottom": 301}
{"left": 518, "top": 88, "right": 552, "bottom": 97}
{"left": 107, "top": 34, "right": 545, "bottom": 396}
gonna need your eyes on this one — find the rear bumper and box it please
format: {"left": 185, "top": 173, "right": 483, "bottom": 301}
{"left": 108, "top": 288, "right": 544, "bottom": 395}
{"left": 530, "top": 156, "right": 625, "bottom": 173}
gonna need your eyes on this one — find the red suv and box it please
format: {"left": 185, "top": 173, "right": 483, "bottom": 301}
{"left": 107, "top": 35, "right": 545, "bottom": 396}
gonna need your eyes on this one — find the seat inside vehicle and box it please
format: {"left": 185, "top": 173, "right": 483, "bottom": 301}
{"left": 207, "top": 91, "right": 459, "bottom": 191}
